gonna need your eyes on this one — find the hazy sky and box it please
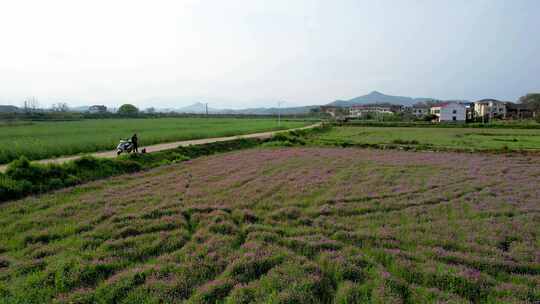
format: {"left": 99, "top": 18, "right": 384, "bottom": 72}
{"left": 1, "top": 0, "right": 539, "bottom": 109}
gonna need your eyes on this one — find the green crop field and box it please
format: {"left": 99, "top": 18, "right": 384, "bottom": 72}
{"left": 0, "top": 118, "right": 309, "bottom": 164}
{"left": 315, "top": 126, "right": 540, "bottom": 151}
{"left": 0, "top": 147, "right": 538, "bottom": 303}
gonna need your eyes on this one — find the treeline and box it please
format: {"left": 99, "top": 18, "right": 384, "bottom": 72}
{"left": 0, "top": 111, "right": 319, "bottom": 122}
{"left": 336, "top": 120, "right": 540, "bottom": 129}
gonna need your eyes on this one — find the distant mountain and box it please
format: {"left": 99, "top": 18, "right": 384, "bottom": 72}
{"left": 174, "top": 102, "right": 219, "bottom": 114}
{"left": 0, "top": 105, "right": 21, "bottom": 113}
{"left": 166, "top": 103, "right": 317, "bottom": 115}
{"left": 70, "top": 106, "right": 90, "bottom": 112}
{"left": 221, "top": 105, "right": 318, "bottom": 115}
{"left": 328, "top": 91, "right": 441, "bottom": 107}
{"left": 41, "top": 91, "right": 470, "bottom": 116}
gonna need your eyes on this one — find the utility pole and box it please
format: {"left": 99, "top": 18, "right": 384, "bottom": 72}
{"left": 205, "top": 103, "right": 208, "bottom": 116}
{"left": 277, "top": 101, "right": 282, "bottom": 127}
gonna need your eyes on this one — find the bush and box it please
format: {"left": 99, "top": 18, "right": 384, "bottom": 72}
{"left": 6, "top": 157, "right": 69, "bottom": 184}
{"left": 66, "top": 157, "right": 142, "bottom": 180}
{"left": 341, "top": 120, "right": 540, "bottom": 129}
{"left": 265, "top": 132, "right": 306, "bottom": 147}
{"left": 391, "top": 139, "right": 420, "bottom": 145}
{"left": 0, "top": 174, "right": 31, "bottom": 201}
{"left": 175, "top": 138, "right": 260, "bottom": 159}
{"left": 0, "top": 156, "right": 139, "bottom": 203}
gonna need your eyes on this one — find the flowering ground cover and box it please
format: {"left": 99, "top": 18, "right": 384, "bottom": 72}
{"left": 316, "top": 126, "right": 540, "bottom": 152}
{"left": 0, "top": 147, "right": 539, "bottom": 303}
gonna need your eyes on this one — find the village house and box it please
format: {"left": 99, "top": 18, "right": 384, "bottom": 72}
{"left": 430, "top": 102, "right": 466, "bottom": 122}
{"left": 389, "top": 105, "right": 405, "bottom": 113}
{"left": 320, "top": 106, "right": 348, "bottom": 118}
{"left": 349, "top": 104, "right": 393, "bottom": 118}
{"left": 505, "top": 102, "right": 534, "bottom": 120}
{"left": 88, "top": 105, "right": 108, "bottom": 114}
{"left": 405, "top": 105, "right": 430, "bottom": 117}
{"left": 462, "top": 102, "right": 475, "bottom": 121}
{"left": 474, "top": 99, "right": 506, "bottom": 121}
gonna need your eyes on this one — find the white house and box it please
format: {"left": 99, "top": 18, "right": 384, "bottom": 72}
{"left": 404, "top": 105, "right": 430, "bottom": 117}
{"left": 430, "top": 102, "right": 466, "bottom": 122}
{"left": 349, "top": 105, "right": 393, "bottom": 118}
{"left": 474, "top": 99, "right": 507, "bottom": 121}
{"left": 88, "top": 105, "right": 108, "bottom": 114}
{"left": 320, "top": 106, "right": 347, "bottom": 117}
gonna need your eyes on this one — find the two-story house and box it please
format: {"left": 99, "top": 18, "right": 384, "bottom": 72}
{"left": 430, "top": 102, "right": 466, "bottom": 122}
{"left": 474, "top": 99, "right": 506, "bottom": 121}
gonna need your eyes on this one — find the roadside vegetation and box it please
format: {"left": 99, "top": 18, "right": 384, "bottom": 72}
{"left": 0, "top": 147, "right": 538, "bottom": 303}
{"left": 0, "top": 117, "right": 309, "bottom": 165}
{"left": 0, "top": 139, "right": 260, "bottom": 203}
{"left": 340, "top": 120, "right": 540, "bottom": 129}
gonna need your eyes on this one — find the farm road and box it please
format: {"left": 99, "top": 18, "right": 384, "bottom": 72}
{"left": 0, "top": 123, "right": 320, "bottom": 173}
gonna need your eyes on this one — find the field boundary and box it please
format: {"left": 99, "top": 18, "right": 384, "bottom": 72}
{"left": 0, "top": 123, "right": 321, "bottom": 173}
{"left": 335, "top": 120, "right": 540, "bottom": 129}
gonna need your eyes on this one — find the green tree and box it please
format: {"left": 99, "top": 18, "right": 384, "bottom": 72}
{"left": 519, "top": 93, "right": 540, "bottom": 112}
{"left": 117, "top": 104, "right": 139, "bottom": 116}
{"left": 424, "top": 114, "right": 438, "bottom": 122}
{"left": 519, "top": 93, "right": 540, "bottom": 122}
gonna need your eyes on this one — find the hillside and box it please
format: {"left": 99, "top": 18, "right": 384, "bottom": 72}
{"left": 174, "top": 102, "right": 218, "bottom": 114}
{"left": 0, "top": 105, "right": 20, "bottom": 113}
{"left": 33, "top": 91, "right": 471, "bottom": 115}
{"left": 222, "top": 105, "right": 319, "bottom": 115}
{"left": 166, "top": 92, "right": 440, "bottom": 114}
{"left": 163, "top": 103, "right": 318, "bottom": 115}
{"left": 328, "top": 91, "right": 438, "bottom": 107}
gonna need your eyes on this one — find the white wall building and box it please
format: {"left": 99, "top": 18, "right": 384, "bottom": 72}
{"left": 88, "top": 105, "right": 107, "bottom": 114}
{"left": 405, "top": 106, "right": 430, "bottom": 117}
{"left": 349, "top": 105, "right": 393, "bottom": 118}
{"left": 430, "top": 103, "right": 466, "bottom": 122}
{"left": 474, "top": 99, "right": 507, "bottom": 120}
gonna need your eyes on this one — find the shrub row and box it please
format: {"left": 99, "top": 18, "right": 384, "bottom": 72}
{"left": 339, "top": 120, "right": 540, "bottom": 129}
{"left": 261, "top": 124, "right": 330, "bottom": 147}
{"left": 0, "top": 138, "right": 261, "bottom": 203}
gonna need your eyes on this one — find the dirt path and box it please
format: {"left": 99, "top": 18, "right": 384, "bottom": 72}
{"left": 0, "top": 123, "right": 320, "bottom": 173}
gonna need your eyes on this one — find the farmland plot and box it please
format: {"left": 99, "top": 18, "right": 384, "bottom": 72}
{"left": 0, "top": 148, "right": 539, "bottom": 303}
{"left": 0, "top": 118, "right": 308, "bottom": 164}
{"left": 316, "top": 126, "right": 540, "bottom": 152}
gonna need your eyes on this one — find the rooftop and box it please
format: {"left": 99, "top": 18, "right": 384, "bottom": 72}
{"left": 432, "top": 102, "right": 465, "bottom": 108}
{"left": 475, "top": 99, "right": 506, "bottom": 104}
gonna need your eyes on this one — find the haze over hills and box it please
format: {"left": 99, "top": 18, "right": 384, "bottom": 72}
{"left": 170, "top": 102, "right": 318, "bottom": 115}
{"left": 171, "top": 91, "right": 469, "bottom": 114}
{"left": 328, "top": 91, "right": 443, "bottom": 107}
{"left": 0, "top": 105, "right": 21, "bottom": 113}
{"left": 0, "top": 91, "right": 474, "bottom": 114}
{"left": 174, "top": 102, "right": 216, "bottom": 114}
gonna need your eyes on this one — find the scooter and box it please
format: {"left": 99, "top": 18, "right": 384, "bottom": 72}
{"left": 116, "top": 139, "right": 134, "bottom": 155}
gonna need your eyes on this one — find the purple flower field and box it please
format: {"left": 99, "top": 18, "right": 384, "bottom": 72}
{"left": 0, "top": 147, "right": 539, "bottom": 303}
